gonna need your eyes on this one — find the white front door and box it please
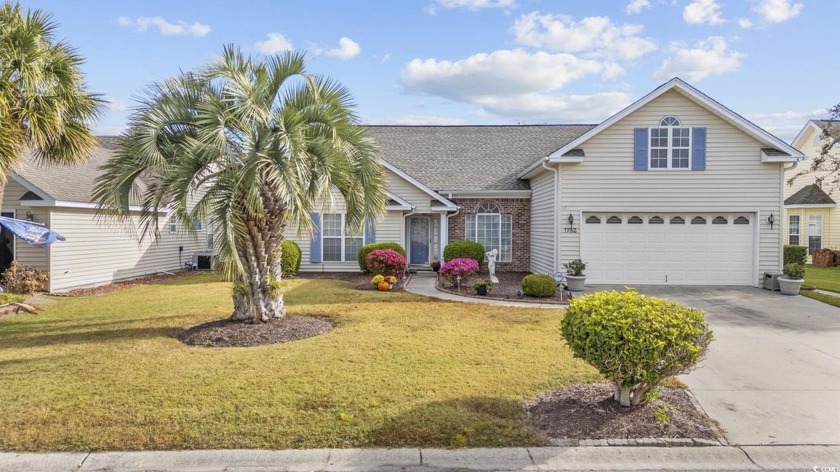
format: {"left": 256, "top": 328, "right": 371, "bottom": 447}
{"left": 580, "top": 213, "right": 755, "bottom": 285}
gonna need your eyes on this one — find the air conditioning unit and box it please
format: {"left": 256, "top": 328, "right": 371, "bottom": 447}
{"left": 192, "top": 252, "right": 215, "bottom": 271}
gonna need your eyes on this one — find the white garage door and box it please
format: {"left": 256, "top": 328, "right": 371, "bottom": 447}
{"left": 580, "top": 213, "right": 755, "bottom": 285}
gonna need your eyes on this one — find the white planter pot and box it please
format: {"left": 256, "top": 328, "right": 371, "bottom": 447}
{"left": 778, "top": 276, "right": 804, "bottom": 296}
{"left": 565, "top": 275, "right": 586, "bottom": 292}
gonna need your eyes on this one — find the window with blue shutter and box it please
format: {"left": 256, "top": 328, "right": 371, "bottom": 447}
{"left": 691, "top": 127, "right": 706, "bottom": 171}
{"left": 309, "top": 212, "right": 321, "bottom": 263}
{"left": 364, "top": 217, "right": 376, "bottom": 245}
{"left": 634, "top": 128, "right": 648, "bottom": 171}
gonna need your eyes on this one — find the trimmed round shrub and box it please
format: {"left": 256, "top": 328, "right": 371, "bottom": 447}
{"left": 561, "top": 290, "right": 713, "bottom": 407}
{"left": 521, "top": 274, "right": 557, "bottom": 298}
{"left": 443, "top": 241, "right": 484, "bottom": 268}
{"left": 365, "top": 249, "right": 407, "bottom": 277}
{"left": 439, "top": 257, "right": 479, "bottom": 286}
{"left": 280, "top": 240, "right": 301, "bottom": 276}
{"left": 357, "top": 242, "right": 406, "bottom": 273}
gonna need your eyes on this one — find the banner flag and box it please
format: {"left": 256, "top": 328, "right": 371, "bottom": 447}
{"left": 0, "top": 216, "right": 66, "bottom": 248}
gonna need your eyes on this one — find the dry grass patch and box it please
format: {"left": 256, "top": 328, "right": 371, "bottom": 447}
{"left": 0, "top": 274, "right": 598, "bottom": 451}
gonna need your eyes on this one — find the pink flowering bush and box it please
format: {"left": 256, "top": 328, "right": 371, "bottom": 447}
{"left": 365, "top": 249, "right": 407, "bottom": 277}
{"left": 439, "top": 257, "right": 479, "bottom": 286}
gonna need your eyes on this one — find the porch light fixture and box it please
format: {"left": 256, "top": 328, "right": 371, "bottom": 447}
{"left": 768, "top": 213, "right": 775, "bottom": 229}
{"left": 567, "top": 213, "right": 574, "bottom": 227}
{"left": 25, "top": 211, "right": 34, "bottom": 222}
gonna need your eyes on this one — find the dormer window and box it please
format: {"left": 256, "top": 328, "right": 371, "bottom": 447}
{"left": 650, "top": 116, "right": 690, "bottom": 170}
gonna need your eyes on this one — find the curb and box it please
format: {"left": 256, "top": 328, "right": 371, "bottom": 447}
{"left": 550, "top": 437, "right": 725, "bottom": 447}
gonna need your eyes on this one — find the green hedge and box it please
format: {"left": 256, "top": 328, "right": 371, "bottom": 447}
{"left": 443, "top": 241, "right": 484, "bottom": 268}
{"left": 784, "top": 245, "right": 807, "bottom": 266}
{"left": 561, "top": 290, "right": 713, "bottom": 407}
{"left": 357, "top": 242, "right": 406, "bottom": 273}
{"left": 281, "top": 240, "right": 301, "bottom": 276}
{"left": 521, "top": 274, "right": 557, "bottom": 298}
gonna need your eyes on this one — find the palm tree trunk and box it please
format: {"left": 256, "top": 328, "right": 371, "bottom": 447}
{"left": 229, "top": 196, "right": 287, "bottom": 323}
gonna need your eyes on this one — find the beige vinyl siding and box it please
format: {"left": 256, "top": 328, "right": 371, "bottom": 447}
{"left": 383, "top": 167, "right": 438, "bottom": 213}
{"left": 529, "top": 170, "right": 555, "bottom": 274}
{"left": 48, "top": 209, "right": 207, "bottom": 292}
{"left": 786, "top": 125, "right": 839, "bottom": 249}
{"left": 785, "top": 208, "right": 834, "bottom": 256}
{"left": 1, "top": 179, "right": 49, "bottom": 271}
{"left": 559, "top": 89, "right": 783, "bottom": 284}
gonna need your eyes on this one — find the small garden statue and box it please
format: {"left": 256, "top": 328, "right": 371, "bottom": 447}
{"left": 486, "top": 248, "right": 499, "bottom": 284}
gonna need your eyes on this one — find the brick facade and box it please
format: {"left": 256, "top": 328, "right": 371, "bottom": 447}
{"left": 448, "top": 198, "right": 531, "bottom": 272}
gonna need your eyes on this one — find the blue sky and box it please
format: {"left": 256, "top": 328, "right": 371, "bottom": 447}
{"left": 26, "top": 0, "right": 839, "bottom": 142}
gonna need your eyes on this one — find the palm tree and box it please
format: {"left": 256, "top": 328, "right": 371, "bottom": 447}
{"left": 0, "top": 1, "right": 102, "bottom": 196}
{"left": 94, "top": 47, "right": 387, "bottom": 323}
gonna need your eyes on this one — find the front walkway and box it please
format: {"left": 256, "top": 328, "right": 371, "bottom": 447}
{"left": 405, "top": 272, "right": 563, "bottom": 309}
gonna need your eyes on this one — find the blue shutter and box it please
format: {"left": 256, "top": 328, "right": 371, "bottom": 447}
{"left": 309, "top": 212, "right": 321, "bottom": 263}
{"left": 634, "top": 128, "right": 648, "bottom": 171}
{"left": 363, "top": 217, "right": 375, "bottom": 244}
{"left": 692, "top": 127, "right": 706, "bottom": 171}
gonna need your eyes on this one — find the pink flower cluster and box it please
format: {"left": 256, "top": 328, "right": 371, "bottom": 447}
{"left": 439, "top": 258, "right": 479, "bottom": 285}
{"left": 365, "top": 249, "right": 407, "bottom": 277}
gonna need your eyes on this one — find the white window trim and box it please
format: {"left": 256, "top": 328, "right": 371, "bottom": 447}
{"left": 168, "top": 216, "right": 178, "bottom": 234}
{"left": 322, "top": 213, "right": 363, "bottom": 263}
{"left": 648, "top": 125, "right": 692, "bottom": 171}
{"left": 467, "top": 211, "right": 513, "bottom": 263}
{"left": 788, "top": 215, "right": 800, "bottom": 246}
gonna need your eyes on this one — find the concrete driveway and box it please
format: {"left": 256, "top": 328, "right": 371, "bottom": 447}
{"left": 608, "top": 286, "right": 840, "bottom": 446}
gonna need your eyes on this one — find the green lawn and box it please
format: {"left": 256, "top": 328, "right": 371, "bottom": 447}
{"left": 801, "top": 290, "right": 840, "bottom": 308}
{"left": 0, "top": 274, "right": 598, "bottom": 451}
{"left": 805, "top": 265, "right": 840, "bottom": 293}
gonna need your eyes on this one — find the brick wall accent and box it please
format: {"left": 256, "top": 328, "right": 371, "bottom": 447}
{"left": 448, "top": 198, "right": 531, "bottom": 272}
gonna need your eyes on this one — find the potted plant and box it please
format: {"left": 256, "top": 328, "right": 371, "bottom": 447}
{"left": 778, "top": 263, "right": 805, "bottom": 296}
{"left": 473, "top": 279, "right": 493, "bottom": 296}
{"left": 563, "top": 259, "right": 587, "bottom": 292}
{"left": 430, "top": 259, "right": 441, "bottom": 272}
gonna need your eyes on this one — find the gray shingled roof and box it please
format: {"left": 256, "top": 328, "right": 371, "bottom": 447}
{"left": 785, "top": 184, "right": 836, "bottom": 206}
{"left": 14, "top": 126, "right": 596, "bottom": 203}
{"left": 365, "top": 125, "right": 596, "bottom": 191}
{"left": 14, "top": 137, "right": 125, "bottom": 204}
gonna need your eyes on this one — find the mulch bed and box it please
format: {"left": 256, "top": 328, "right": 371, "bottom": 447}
{"left": 178, "top": 315, "right": 333, "bottom": 348}
{"left": 293, "top": 272, "right": 409, "bottom": 292}
{"left": 61, "top": 271, "right": 196, "bottom": 297}
{"left": 437, "top": 271, "right": 571, "bottom": 304}
{"left": 526, "top": 383, "right": 722, "bottom": 441}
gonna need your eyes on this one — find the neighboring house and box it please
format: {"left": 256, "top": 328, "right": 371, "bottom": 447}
{"left": 290, "top": 78, "right": 803, "bottom": 287}
{"left": 0, "top": 78, "right": 802, "bottom": 291}
{"left": 785, "top": 120, "right": 838, "bottom": 259}
{"left": 0, "top": 137, "right": 208, "bottom": 292}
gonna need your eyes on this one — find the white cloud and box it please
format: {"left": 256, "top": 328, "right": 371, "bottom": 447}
{"left": 366, "top": 114, "right": 468, "bottom": 125}
{"left": 511, "top": 12, "right": 656, "bottom": 60}
{"left": 255, "top": 33, "right": 294, "bottom": 54}
{"left": 104, "top": 96, "right": 128, "bottom": 113}
{"left": 326, "top": 37, "right": 361, "bottom": 60}
{"left": 654, "top": 37, "right": 743, "bottom": 82}
{"left": 753, "top": 0, "right": 803, "bottom": 23}
{"left": 476, "top": 92, "right": 633, "bottom": 121}
{"left": 117, "top": 16, "right": 210, "bottom": 37}
{"left": 401, "top": 49, "right": 629, "bottom": 121}
{"left": 683, "top": 0, "right": 725, "bottom": 25}
{"left": 625, "top": 0, "right": 650, "bottom": 14}
{"left": 738, "top": 18, "right": 754, "bottom": 28}
{"left": 402, "top": 49, "right": 620, "bottom": 101}
{"left": 426, "top": 0, "right": 515, "bottom": 14}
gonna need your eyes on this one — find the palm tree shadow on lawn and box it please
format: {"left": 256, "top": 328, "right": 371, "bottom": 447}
{"left": 364, "top": 396, "right": 548, "bottom": 448}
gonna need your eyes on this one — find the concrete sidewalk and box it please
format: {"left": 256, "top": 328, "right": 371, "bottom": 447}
{"left": 3, "top": 446, "right": 840, "bottom": 471}
{"left": 405, "top": 272, "right": 564, "bottom": 309}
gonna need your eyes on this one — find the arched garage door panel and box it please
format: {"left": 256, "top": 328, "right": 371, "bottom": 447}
{"left": 580, "top": 213, "right": 755, "bottom": 285}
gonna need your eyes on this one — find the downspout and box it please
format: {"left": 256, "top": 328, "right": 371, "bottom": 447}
{"left": 542, "top": 159, "right": 560, "bottom": 273}
{"left": 445, "top": 206, "right": 461, "bottom": 259}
